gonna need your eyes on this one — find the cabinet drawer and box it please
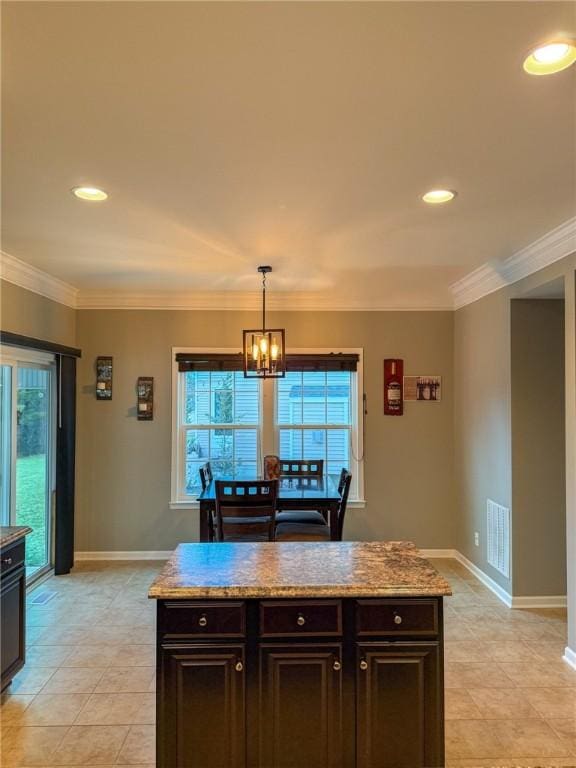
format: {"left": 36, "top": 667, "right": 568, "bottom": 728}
{"left": 260, "top": 600, "right": 342, "bottom": 637}
{"left": 160, "top": 601, "right": 245, "bottom": 638}
{"left": 356, "top": 599, "right": 438, "bottom": 637}
{"left": 1, "top": 542, "right": 25, "bottom": 576}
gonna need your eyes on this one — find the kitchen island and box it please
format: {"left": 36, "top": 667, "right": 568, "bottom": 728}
{"left": 149, "top": 540, "right": 452, "bottom": 768}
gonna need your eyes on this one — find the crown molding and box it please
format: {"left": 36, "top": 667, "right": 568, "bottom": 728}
{"left": 452, "top": 216, "right": 576, "bottom": 309}
{"left": 0, "top": 251, "right": 78, "bottom": 308}
{"left": 76, "top": 290, "right": 452, "bottom": 312}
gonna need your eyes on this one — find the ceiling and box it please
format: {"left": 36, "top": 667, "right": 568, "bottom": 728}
{"left": 1, "top": 1, "right": 575, "bottom": 309}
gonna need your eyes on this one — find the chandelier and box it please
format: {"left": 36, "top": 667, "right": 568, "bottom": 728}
{"left": 243, "top": 266, "right": 286, "bottom": 378}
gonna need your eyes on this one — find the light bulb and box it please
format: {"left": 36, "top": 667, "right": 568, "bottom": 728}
{"left": 533, "top": 43, "right": 570, "bottom": 64}
{"left": 271, "top": 338, "right": 279, "bottom": 361}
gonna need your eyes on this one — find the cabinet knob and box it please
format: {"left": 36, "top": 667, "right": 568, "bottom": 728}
{"left": 296, "top": 614, "right": 306, "bottom": 627}
{"left": 360, "top": 660, "right": 368, "bottom": 671}
{"left": 235, "top": 661, "right": 243, "bottom": 672}
{"left": 198, "top": 615, "right": 208, "bottom": 627}
{"left": 393, "top": 613, "right": 403, "bottom": 625}
{"left": 333, "top": 660, "right": 341, "bottom": 672}
{"left": 2, "top": 557, "right": 12, "bottom": 566}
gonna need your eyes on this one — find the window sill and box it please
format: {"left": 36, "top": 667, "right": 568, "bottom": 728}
{"left": 170, "top": 499, "right": 367, "bottom": 511}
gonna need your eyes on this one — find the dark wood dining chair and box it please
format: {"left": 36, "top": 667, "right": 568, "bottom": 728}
{"left": 214, "top": 480, "right": 278, "bottom": 542}
{"left": 198, "top": 462, "right": 213, "bottom": 492}
{"left": 275, "top": 458, "right": 326, "bottom": 526}
{"left": 276, "top": 470, "right": 352, "bottom": 542}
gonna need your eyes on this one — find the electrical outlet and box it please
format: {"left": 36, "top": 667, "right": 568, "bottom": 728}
{"left": 474, "top": 532, "right": 480, "bottom": 547}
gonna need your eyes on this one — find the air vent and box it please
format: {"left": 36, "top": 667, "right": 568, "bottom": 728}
{"left": 487, "top": 499, "right": 510, "bottom": 578}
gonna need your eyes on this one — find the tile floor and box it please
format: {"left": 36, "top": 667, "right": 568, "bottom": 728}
{"left": 0, "top": 557, "right": 574, "bottom": 767}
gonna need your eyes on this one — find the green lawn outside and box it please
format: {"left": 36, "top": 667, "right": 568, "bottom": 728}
{"left": 15, "top": 454, "right": 47, "bottom": 568}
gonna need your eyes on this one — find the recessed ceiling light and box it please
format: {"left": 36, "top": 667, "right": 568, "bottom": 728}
{"left": 422, "top": 189, "right": 456, "bottom": 205}
{"left": 523, "top": 40, "right": 576, "bottom": 75}
{"left": 71, "top": 186, "right": 108, "bottom": 201}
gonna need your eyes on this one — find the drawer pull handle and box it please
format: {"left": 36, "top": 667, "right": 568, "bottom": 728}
{"left": 296, "top": 614, "right": 306, "bottom": 627}
{"left": 333, "top": 660, "right": 341, "bottom": 672}
{"left": 360, "top": 660, "right": 368, "bottom": 671}
{"left": 235, "top": 661, "right": 243, "bottom": 672}
{"left": 2, "top": 557, "right": 13, "bottom": 566}
{"left": 198, "top": 615, "right": 208, "bottom": 627}
{"left": 393, "top": 613, "right": 403, "bottom": 625}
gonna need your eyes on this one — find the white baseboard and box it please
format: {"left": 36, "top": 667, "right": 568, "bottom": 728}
{"left": 453, "top": 551, "right": 514, "bottom": 608}
{"left": 564, "top": 646, "right": 576, "bottom": 670}
{"left": 511, "top": 594, "right": 567, "bottom": 609}
{"left": 75, "top": 551, "right": 171, "bottom": 561}
{"left": 419, "top": 549, "right": 459, "bottom": 559}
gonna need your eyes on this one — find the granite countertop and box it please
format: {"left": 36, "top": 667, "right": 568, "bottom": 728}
{"left": 0, "top": 526, "right": 32, "bottom": 548}
{"left": 148, "top": 541, "right": 452, "bottom": 600}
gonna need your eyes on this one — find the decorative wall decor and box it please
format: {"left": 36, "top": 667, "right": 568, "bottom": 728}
{"left": 137, "top": 377, "right": 154, "bottom": 420}
{"left": 404, "top": 376, "right": 442, "bottom": 402}
{"left": 95, "top": 356, "right": 113, "bottom": 400}
{"left": 383, "top": 359, "right": 404, "bottom": 415}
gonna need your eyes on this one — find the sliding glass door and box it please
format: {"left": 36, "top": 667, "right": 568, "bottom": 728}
{"left": 0, "top": 349, "right": 55, "bottom": 581}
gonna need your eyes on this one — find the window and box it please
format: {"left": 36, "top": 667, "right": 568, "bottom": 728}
{"left": 177, "top": 370, "right": 261, "bottom": 496}
{"left": 172, "top": 348, "right": 364, "bottom": 505}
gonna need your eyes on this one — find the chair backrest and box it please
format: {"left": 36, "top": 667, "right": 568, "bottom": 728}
{"left": 199, "top": 462, "right": 213, "bottom": 492}
{"left": 337, "top": 470, "right": 352, "bottom": 540}
{"left": 214, "top": 480, "right": 278, "bottom": 542}
{"left": 278, "top": 459, "right": 324, "bottom": 478}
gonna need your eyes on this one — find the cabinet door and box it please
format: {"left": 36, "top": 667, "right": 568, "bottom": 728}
{"left": 158, "top": 643, "right": 245, "bottom": 768}
{"left": 356, "top": 642, "right": 442, "bottom": 768}
{"left": 1, "top": 567, "right": 25, "bottom": 690}
{"left": 258, "top": 644, "right": 343, "bottom": 768}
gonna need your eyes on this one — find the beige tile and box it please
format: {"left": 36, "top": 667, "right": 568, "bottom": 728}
{"left": 527, "top": 640, "right": 570, "bottom": 661}
{"left": 445, "top": 662, "right": 516, "bottom": 689}
{"left": 8, "top": 667, "right": 56, "bottom": 695}
{"left": 467, "top": 688, "right": 541, "bottom": 719}
{"left": 0, "top": 694, "right": 35, "bottom": 726}
{"left": 16, "top": 693, "right": 90, "bottom": 726}
{"left": 445, "top": 641, "right": 492, "bottom": 662}
{"left": 34, "top": 626, "right": 90, "bottom": 646}
{"left": 499, "top": 661, "right": 576, "bottom": 688}
{"left": 50, "top": 724, "right": 129, "bottom": 765}
{"left": 523, "top": 687, "right": 576, "bottom": 719}
{"left": 76, "top": 693, "right": 155, "bottom": 725}
{"left": 42, "top": 667, "right": 106, "bottom": 694}
{"left": 0, "top": 725, "right": 68, "bottom": 765}
{"left": 61, "top": 645, "right": 118, "bottom": 668}
{"left": 94, "top": 667, "right": 156, "bottom": 694}
{"left": 446, "top": 718, "right": 572, "bottom": 759}
{"left": 24, "top": 644, "right": 74, "bottom": 668}
{"left": 117, "top": 724, "right": 156, "bottom": 765}
{"left": 547, "top": 718, "right": 576, "bottom": 753}
{"left": 109, "top": 646, "right": 156, "bottom": 667}
{"left": 483, "top": 639, "right": 539, "bottom": 662}
{"left": 444, "top": 689, "right": 482, "bottom": 720}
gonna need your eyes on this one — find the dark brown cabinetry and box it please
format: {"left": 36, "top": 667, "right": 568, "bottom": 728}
{"left": 155, "top": 597, "right": 445, "bottom": 768}
{"left": 1, "top": 539, "right": 26, "bottom": 691}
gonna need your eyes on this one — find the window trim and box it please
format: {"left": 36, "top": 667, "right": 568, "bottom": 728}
{"left": 170, "top": 346, "right": 365, "bottom": 509}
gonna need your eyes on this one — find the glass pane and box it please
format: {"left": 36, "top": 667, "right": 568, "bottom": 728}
{"left": 234, "top": 374, "right": 259, "bottom": 424}
{"left": 0, "top": 366, "right": 12, "bottom": 525}
{"left": 15, "top": 366, "right": 50, "bottom": 575}
{"left": 327, "top": 429, "right": 350, "bottom": 473}
{"left": 279, "top": 428, "right": 303, "bottom": 460}
{"left": 302, "top": 372, "right": 327, "bottom": 425}
{"left": 185, "top": 428, "right": 259, "bottom": 492}
{"left": 277, "top": 372, "right": 302, "bottom": 425}
{"left": 326, "top": 371, "right": 351, "bottom": 425}
{"left": 303, "top": 428, "right": 326, "bottom": 460}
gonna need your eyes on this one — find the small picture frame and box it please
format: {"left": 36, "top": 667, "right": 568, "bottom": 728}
{"left": 137, "top": 376, "right": 154, "bottom": 420}
{"left": 96, "top": 356, "right": 113, "bottom": 400}
{"left": 403, "top": 376, "right": 442, "bottom": 402}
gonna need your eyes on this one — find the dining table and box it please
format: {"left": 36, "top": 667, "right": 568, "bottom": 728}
{"left": 197, "top": 474, "right": 342, "bottom": 542}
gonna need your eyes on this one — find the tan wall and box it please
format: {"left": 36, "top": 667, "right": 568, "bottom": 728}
{"left": 0, "top": 280, "right": 76, "bottom": 347}
{"left": 75, "top": 309, "right": 456, "bottom": 552}
{"left": 511, "top": 299, "right": 565, "bottom": 596}
{"left": 455, "top": 254, "right": 576, "bottom": 604}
